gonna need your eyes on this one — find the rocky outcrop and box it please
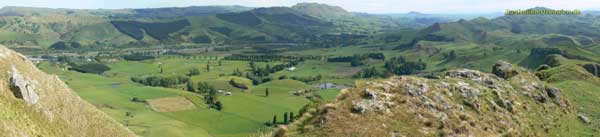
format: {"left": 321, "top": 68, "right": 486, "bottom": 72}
{"left": 8, "top": 66, "right": 39, "bottom": 106}
{"left": 545, "top": 87, "right": 561, "bottom": 99}
{"left": 492, "top": 60, "right": 519, "bottom": 79}
{"left": 578, "top": 113, "right": 591, "bottom": 124}
{"left": 288, "top": 62, "right": 573, "bottom": 137}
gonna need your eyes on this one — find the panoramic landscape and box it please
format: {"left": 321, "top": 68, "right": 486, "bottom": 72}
{"left": 0, "top": 0, "right": 600, "bottom": 136}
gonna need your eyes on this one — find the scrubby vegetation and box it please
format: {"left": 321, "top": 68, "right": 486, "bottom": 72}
{"left": 49, "top": 41, "right": 82, "bottom": 50}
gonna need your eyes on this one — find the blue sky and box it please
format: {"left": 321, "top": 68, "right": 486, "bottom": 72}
{"left": 1, "top": 0, "right": 599, "bottom": 13}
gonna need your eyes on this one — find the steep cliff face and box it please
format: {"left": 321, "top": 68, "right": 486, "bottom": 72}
{"left": 285, "top": 62, "right": 582, "bottom": 137}
{"left": 0, "top": 45, "right": 135, "bottom": 137}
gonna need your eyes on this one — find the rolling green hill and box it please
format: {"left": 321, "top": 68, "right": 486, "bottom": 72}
{"left": 0, "top": 3, "right": 462, "bottom": 49}
{"left": 381, "top": 8, "right": 600, "bottom": 73}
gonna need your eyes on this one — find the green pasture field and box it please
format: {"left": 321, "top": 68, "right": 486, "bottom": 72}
{"left": 38, "top": 55, "right": 347, "bottom": 137}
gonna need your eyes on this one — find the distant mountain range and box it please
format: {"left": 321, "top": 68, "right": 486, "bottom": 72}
{"left": 0, "top": 3, "right": 480, "bottom": 48}
{"left": 1, "top": 4, "right": 600, "bottom": 53}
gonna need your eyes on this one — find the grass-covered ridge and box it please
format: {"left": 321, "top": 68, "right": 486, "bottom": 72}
{"left": 0, "top": 45, "right": 135, "bottom": 136}
{"left": 284, "top": 62, "right": 592, "bottom": 136}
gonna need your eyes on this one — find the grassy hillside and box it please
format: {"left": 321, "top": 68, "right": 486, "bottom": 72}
{"left": 0, "top": 45, "right": 135, "bottom": 136}
{"left": 535, "top": 59, "right": 600, "bottom": 133}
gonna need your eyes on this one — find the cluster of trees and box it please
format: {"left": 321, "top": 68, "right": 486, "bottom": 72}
{"left": 384, "top": 57, "right": 426, "bottom": 75}
{"left": 69, "top": 63, "right": 111, "bottom": 74}
{"left": 243, "top": 61, "right": 300, "bottom": 85}
{"left": 187, "top": 68, "right": 200, "bottom": 76}
{"left": 353, "top": 66, "right": 380, "bottom": 78}
{"left": 327, "top": 53, "right": 385, "bottom": 67}
{"left": 350, "top": 56, "right": 428, "bottom": 78}
{"left": 246, "top": 74, "right": 273, "bottom": 85}
{"left": 188, "top": 82, "right": 223, "bottom": 110}
{"left": 130, "top": 97, "right": 146, "bottom": 103}
{"left": 131, "top": 75, "right": 190, "bottom": 87}
{"left": 249, "top": 61, "right": 299, "bottom": 77}
{"left": 266, "top": 111, "right": 296, "bottom": 126}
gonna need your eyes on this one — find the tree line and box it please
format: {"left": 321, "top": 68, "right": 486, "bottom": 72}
{"left": 327, "top": 53, "right": 385, "bottom": 67}
{"left": 224, "top": 54, "right": 321, "bottom": 62}
{"left": 131, "top": 75, "right": 190, "bottom": 87}
{"left": 353, "top": 56, "right": 427, "bottom": 78}
{"left": 266, "top": 111, "right": 296, "bottom": 126}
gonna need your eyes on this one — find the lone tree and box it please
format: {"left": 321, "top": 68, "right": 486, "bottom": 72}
{"left": 187, "top": 68, "right": 200, "bottom": 76}
{"left": 289, "top": 112, "right": 294, "bottom": 122}
{"left": 265, "top": 88, "right": 269, "bottom": 97}
{"left": 215, "top": 101, "right": 223, "bottom": 111}
{"left": 218, "top": 60, "right": 222, "bottom": 66}
{"left": 284, "top": 112, "right": 288, "bottom": 124}
{"left": 206, "top": 63, "right": 210, "bottom": 72}
{"left": 186, "top": 82, "right": 197, "bottom": 92}
{"left": 272, "top": 115, "right": 277, "bottom": 125}
{"left": 158, "top": 63, "right": 164, "bottom": 73}
{"left": 448, "top": 50, "right": 457, "bottom": 60}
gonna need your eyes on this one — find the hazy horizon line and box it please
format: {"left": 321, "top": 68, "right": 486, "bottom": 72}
{"left": 1, "top": 1, "right": 599, "bottom": 15}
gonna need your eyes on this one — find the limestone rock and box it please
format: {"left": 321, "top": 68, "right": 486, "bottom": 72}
{"left": 492, "top": 61, "right": 519, "bottom": 79}
{"left": 545, "top": 87, "right": 560, "bottom": 99}
{"left": 578, "top": 113, "right": 591, "bottom": 123}
{"left": 9, "top": 66, "right": 39, "bottom": 106}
